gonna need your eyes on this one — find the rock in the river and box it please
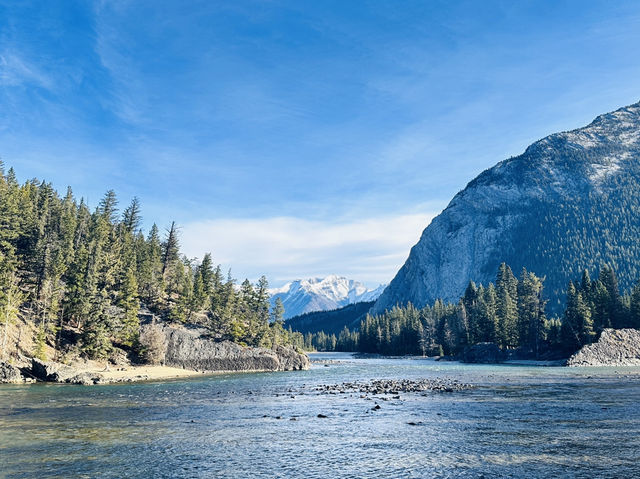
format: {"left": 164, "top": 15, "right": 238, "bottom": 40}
{"left": 0, "top": 361, "right": 24, "bottom": 383}
{"left": 461, "top": 342, "right": 504, "bottom": 363}
{"left": 567, "top": 328, "right": 640, "bottom": 367}
{"left": 153, "top": 324, "right": 310, "bottom": 372}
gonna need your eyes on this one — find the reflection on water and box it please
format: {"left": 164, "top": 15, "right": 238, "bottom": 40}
{"left": 1, "top": 353, "right": 639, "bottom": 478}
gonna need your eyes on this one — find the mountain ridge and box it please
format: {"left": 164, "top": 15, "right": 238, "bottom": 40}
{"left": 373, "top": 101, "right": 640, "bottom": 315}
{"left": 270, "top": 275, "right": 385, "bottom": 319}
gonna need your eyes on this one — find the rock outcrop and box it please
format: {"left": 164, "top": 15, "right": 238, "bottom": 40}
{"left": 0, "top": 361, "right": 24, "bottom": 383}
{"left": 373, "top": 101, "right": 640, "bottom": 316}
{"left": 156, "top": 324, "right": 310, "bottom": 372}
{"left": 461, "top": 342, "right": 504, "bottom": 363}
{"left": 30, "top": 358, "right": 103, "bottom": 385}
{"left": 567, "top": 328, "right": 640, "bottom": 366}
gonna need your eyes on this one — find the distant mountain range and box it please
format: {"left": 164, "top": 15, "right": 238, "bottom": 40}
{"left": 373, "top": 100, "right": 640, "bottom": 316}
{"left": 269, "top": 275, "right": 386, "bottom": 319}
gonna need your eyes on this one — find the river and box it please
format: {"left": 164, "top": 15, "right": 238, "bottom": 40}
{"left": 1, "top": 353, "right": 639, "bottom": 478}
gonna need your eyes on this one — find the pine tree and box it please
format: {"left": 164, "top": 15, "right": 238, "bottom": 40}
{"left": 118, "top": 266, "right": 140, "bottom": 345}
{"left": 0, "top": 262, "right": 24, "bottom": 359}
{"left": 517, "top": 269, "right": 547, "bottom": 358}
{"left": 630, "top": 282, "right": 640, "bottom": 329}
{"left": 122, "top": 197, "right": 142, "bottom": 233}
{"left": 271, "top": 297, "right": 285, "bottom": 323}
{"left": 600, "top": 264, "right": 624, "bottom": 328}
{"left": 496, "top": 263, "right": 518, "bottom": 347}
{"left": 161, "top": 221, "right": 180, "bottom": 276}
{"left": 98, "top": 190, "right": 118, "bottom": 223}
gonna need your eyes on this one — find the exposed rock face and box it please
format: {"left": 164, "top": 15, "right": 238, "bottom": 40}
{"left": 158, "top": 325, "right": 310, "bottom": 372}
{"left": 461, "top": 342, "right": 504, "bottom": 364}
{"left": 30, "top": 358, "right": 102, "bottom": 384}
{"left": 31, "top": 358, "right": 78, "bottom": 382}
{"left": 567, "top": 328, "right": 640, "bottom": 366}
{"left": 373, "top": 102, "right": 640, "bottom": 315}
{"left": 0, "top": 361, "right": 24, "bottom": 383}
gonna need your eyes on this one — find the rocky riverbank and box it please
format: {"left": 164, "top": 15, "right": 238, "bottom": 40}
{"left": 567, "top": 328, "right": 640, "bottom": 367}
{"left": 0, "top": 324, "right": 309, "bottom": 385}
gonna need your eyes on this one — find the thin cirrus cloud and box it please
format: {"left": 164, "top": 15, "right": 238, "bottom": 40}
{"left": 180, "top": 212, "right": 437, "bottom": 287}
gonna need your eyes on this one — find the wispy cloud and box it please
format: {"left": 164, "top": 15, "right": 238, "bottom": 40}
{"left": 0, "top": 52, "right": 53, "bottom": 89}
{"left": 180, "top": 212, "right": 437, "bottom": 287}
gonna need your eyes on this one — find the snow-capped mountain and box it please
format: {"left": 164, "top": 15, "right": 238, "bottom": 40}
{"left": 270, "top": 275, "right": 386, "bottom": 319}
{"left": 372, "top": 101, "right": 640, "bottom": 316}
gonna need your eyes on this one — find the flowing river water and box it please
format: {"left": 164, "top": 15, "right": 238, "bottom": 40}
{"left": 1, "top": 353, "right": 640, "bottom": 478}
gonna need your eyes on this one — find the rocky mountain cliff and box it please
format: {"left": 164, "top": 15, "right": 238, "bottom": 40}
{"left": 373, "top": 101, "right": 640, "bottom": 315}
{"left": 271, "top": 275, "right": 385, "bottom": 319}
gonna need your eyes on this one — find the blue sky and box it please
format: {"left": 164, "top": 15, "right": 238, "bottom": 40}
{"left": 2, "top": 1, "right": 640, "bottom": 287}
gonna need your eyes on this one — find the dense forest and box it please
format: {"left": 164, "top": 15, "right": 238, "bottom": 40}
{"left": 305, "top": 263, "right": 640, "bottom": 357}
{"left": 283, "top": 301, "right": 373, "bottom": 335}
{"left": 0, "top": 163, "right": 302, "bottom": 362}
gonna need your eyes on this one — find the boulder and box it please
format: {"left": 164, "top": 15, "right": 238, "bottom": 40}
{"left": 31, "top": 358, "right": 80, "bottom": 382}
{"left": 67, "top": 372, "right": 103, "bottom": 385}
{"left": 149, "top": 324, "right": 310, "bottom": 372}
{"left": 461, "top": 342, "right": 504, "bottom": 363}
{"left": 274, "top": 344, "right": 310, "bottom": 371}
{"left": 567, "top": 328, "right": 640, "bottom": 367}
{"left": 0, "top": 360, "right": 24, "bottom": 383}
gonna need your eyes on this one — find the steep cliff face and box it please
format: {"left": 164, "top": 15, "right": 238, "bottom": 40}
{"left": 373, "top": 102, "right": 640, "bottom": 315}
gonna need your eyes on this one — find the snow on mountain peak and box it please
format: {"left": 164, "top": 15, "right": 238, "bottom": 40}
{"left": 269, "top": 275, "right": 386, "bottom": 319}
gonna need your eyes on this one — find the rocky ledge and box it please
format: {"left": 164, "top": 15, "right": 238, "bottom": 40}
{"left": 567, "top": 328, "right": 640, "bottom": 367}
{"left": 160, "top": 325, "right": 309, "bottom": 372}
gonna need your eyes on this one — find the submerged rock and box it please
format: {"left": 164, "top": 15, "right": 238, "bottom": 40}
{"left": 154, "top": 324, "right": 310, "bottom": 372}
{"left": 567, "top": 328, "right": 640, "bottom": 367}
{"left": 0, "top": 361, "right": 24, "bottom": 383}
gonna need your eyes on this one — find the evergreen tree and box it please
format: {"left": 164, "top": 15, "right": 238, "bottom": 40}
{"left": 122, "top": 197, "right": 142, "bottom": 233}
{"left": 630, "top": 282, "right": 640, "bottom": 329}
{"left": 517, "top": 269, "right": 547, "bottom": 358}
{"left": 161, "top": 221, "right": 180, "bottom": 276}
{"left": 599, "top": 264, "right": 624, "bottom": 328}
{"left": 496, "top": 263, "right": 519, "bottom": 347}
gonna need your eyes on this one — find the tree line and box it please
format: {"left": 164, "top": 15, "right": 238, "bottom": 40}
{"left": 305, "top": 263, "right": 640, "bottom": 357}
{"left": 0, "top": 163, "right": 302, "bottom": 361}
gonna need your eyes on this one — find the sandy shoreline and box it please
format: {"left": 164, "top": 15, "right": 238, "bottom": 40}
{"left": 92, "top": 365, "right": 205, "bottom": 382}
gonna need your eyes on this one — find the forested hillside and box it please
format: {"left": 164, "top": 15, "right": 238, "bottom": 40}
{"left": 283, "top": 301, "right": 373, "bottom": 335}
{"left": 0, "top": 163, "right": 300, "bottom": 362}
{"left": 305, "top": 263, "right": 640, "bottom": 357}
